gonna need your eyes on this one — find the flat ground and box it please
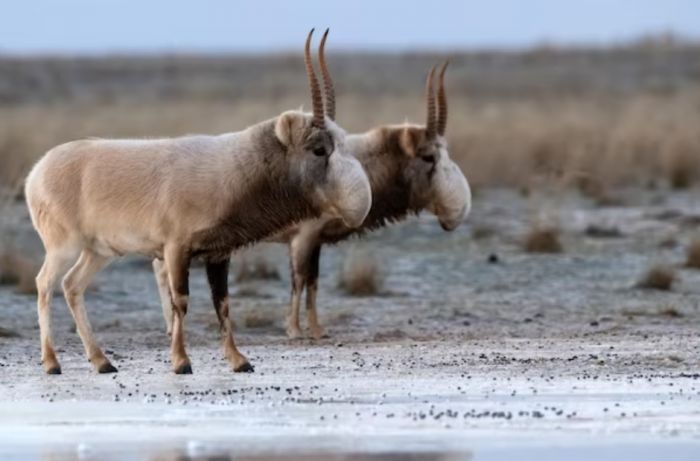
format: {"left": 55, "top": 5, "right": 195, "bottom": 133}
{"left": 1, "top": 188, "right": 700, "bottom": 460}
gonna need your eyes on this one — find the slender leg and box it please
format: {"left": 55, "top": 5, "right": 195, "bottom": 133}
{"left": 164, "top": 245, "right": 192, "bottom": 374}
{"left": 287, "top": 233, "right": 325, "bottom": 339}
{"left": 287, "top": 278, "right": 305, "bottom": 339}
{"left": 305, "top": 244, "right": 328, "bottom": 339}
{"left": 35, "top": 247, "right": 80, "bottom": 374}
{"left": 206, "top": 258, "right": 253, "bottom": 372}
{"left": 286, "top": 239, "right": 308, "bottom": 339}
{"left": 153, "top": 258, "right": 173, "bottom": 335}
{"left": 62, "top": 250, "right": 115, "bottom": 373}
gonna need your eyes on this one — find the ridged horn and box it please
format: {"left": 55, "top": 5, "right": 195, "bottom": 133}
{"left": 304, "top": 29, "right": 325, "bottom": 128}
{"left": 318, "top": 28, "right": 336, "bottom": 121}
{"left": 437, "top": 60, "right": 449, "bottom": 136}
{"left": 425, "top": 66, "right": 437, "bottom": 139}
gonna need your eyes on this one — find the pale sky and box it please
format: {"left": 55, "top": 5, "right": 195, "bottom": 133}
{"left": 1, "top": 0, "right": 698, "bottom": 54}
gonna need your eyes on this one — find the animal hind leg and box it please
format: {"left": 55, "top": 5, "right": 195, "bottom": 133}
{"left": 286, "top": 236, "right": 316, "bottom": 339}
{"left": 305, "top": 244, "right": 328, "bottom": 340}
{"left": 153, "top": 258, "right": 173, "bottom": 335}
{"left": 35, "top": 246, "right": 80, "bottom": 374}
{"left": 62, "top": 249, "right": 115, "bottom": 373}
{"left": 206, "top": 258, "right": 253, "bottom": 372}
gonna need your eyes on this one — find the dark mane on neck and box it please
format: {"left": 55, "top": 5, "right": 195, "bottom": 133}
{"left": 319, "top": 127, "right": 422, "bottom": 244}
{"left": 192, "top": 121, "right": 318, "bottom": 260}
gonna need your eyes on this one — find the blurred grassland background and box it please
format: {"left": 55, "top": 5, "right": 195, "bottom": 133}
{"left": 1, "top": 36, "right": 700, "bottom": 202}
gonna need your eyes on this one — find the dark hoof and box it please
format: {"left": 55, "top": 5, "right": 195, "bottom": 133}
{"left": 174, "top": 363, "right": 193, "bottom": 375}
{"left": 235, "top": 362, "right": 254, "bottom": 373}
{"left": 98, "top": 362, "right": 118, "bottom": 374}
{"left": 46, "top": 366, "right": 62, "bottom": 375}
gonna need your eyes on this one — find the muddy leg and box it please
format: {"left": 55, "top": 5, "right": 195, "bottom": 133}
{"left": 206, "top": 258, "right": 253, "bottom": 372}
{"left": 153, "top": 258, "right": 173, "bottom": 335}
{"left": 36, "top": 247, "right": 79, "bottom": 374}
{"left": 305, "top": 244, "right": 328, "bottom": 339}
{"left": 164, "top": 246, "right": 192, "bottom": 374}
{"left": 62, "top": 250, "right": 115, "bottom": 373}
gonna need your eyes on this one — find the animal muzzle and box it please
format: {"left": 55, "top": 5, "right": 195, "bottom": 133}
{"left": 433, "top": 163, "right": 471, "bottom": 231}
{"left": 438, "top": 204, "right": 467, "bottom": 231}
{"left": 326, "top": 154, "right": 372, "bottom": 228}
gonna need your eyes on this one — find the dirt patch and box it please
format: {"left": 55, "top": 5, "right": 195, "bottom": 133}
{"left": 2, "top": 188, "right": 700, "bottom": 458}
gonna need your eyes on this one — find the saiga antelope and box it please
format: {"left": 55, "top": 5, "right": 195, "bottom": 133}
{"left": 156, "top": 37, "right": 471, "bottom": 340}
{"left": 25, "top": 29, "right": 371, "bottom": 374}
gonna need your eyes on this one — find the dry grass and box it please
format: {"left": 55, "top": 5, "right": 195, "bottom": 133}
{"left": 338, "top": 250, "right": 383, "bottom": 296}
{"left": 0, "top": 326, "right": 20, "bottom": 338}
{"left": 471, "top": 225, "right": 497, "bottom": 240}
{"left": 523, "top": 226, "right": 563, "bottom": 253}
{"left": 243, "top": 312, "right": 275, "bottom": 329}
{"left": 685, "top": 238, "right": 700, "bottom": 269}
{"left": 637, "top": 264, "right": 676, "bottom": 291}
{"left": 0, "top": 249, "right": 38, "bottom": 294}
{"left": 622, "top": 304, "right": 684, "bottom": 318}
{"left": 583, "top": 225, "right": 623, "bottom": 239}
{"left": 3, "top": 94, "right": 700, "bottom": 196}
{"left": 234, "top": 254, "right": 280, "bottom": 282}
{"left": 451, "top": 93, "right": 700, "bottom": 191}
{"left": 1, "top": 42, "right": 700, "bottom": 196}
{"left": 658, "top": 305, "right": 683, "bottom": 318}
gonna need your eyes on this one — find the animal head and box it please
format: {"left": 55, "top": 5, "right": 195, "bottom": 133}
{"left": 386, "top": 62, "right": 471, "bottom": 231}
{"left": 274, "top": 29, "right": 371, "bottom": 228}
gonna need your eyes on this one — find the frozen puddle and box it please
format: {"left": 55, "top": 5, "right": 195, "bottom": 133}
{"left": 1, "top": 373, "right": 699, "bottom": 460}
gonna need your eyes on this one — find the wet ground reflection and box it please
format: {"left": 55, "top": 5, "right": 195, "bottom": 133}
{"left": 149, "top": 451, "right": 468, "bottom": 461}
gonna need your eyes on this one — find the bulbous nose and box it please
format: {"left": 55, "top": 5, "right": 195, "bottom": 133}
{"left": 435, "top": 162, "right": 471, "bottom": 231}
{"left": 438, "top": 203, "right": 467, "bottom": 231}
{"left": 332, "top": 155, "right": 372, "bottom": 228}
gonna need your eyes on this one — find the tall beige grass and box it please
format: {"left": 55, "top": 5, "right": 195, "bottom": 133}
{"left": 448, "top": 91, "right": 700, "bottom": 190}
{"left": 2, "top": 92, "right": 699, "bottom": 195}
{"left": 1, "top": 42, "right": 700, "bottom": 195}
{"left": 338, "top": 249, "right": 383, "bottom": 296}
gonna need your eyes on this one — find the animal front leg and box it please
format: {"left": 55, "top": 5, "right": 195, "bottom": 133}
{"left": 165, "top": 246, "right": 193, "bottom": 374}
{"left": 287, "top": 276, "right": 305, "bottom": 339}
{"left": 153, "top": 258, "right": 173, "bottom": 335}
{"left": 206, "top": 258, "right": 253, "bottom": 372}
{"left": 305, "top": 244, "right": 328, "bottom": 339}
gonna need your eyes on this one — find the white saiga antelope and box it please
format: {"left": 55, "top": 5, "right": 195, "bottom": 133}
{"left": 157, "top": 38, "right": 470, "bottom": 340}
{"left": 25, "top": 29, "right": 371, "bottom": 375}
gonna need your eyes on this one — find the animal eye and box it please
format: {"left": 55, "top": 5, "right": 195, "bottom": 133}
{"left": 421, "top": 154, "right": 435, "bottom": 163}
{"left": 313, "top": 146, "right": 326, "bottom": 157}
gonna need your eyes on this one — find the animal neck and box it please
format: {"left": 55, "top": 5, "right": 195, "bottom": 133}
{"left": 192, "top": 120, "right": 318, "bottom": 258}
{"left": 347, "top": 129, "right": 418, "bottom": 230}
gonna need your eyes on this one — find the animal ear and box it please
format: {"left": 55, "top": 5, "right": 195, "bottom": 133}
{"left": 398, "top": 126, "right": 421, "bottom": 157}
{"left": 275, "top": 111, "right": 306, "bottom": 147}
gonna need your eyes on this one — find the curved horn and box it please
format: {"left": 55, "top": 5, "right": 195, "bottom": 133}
{"left": 437, "top": 60, "right": 449, "bottom": 136}
{"left": 304, "top": 29, "right": 325, "bottom": 128}
{"left": 319, "top": 28, "right": 336, "bottom": 121}
{"left": 425, "top": 65, "right": 437, "bottom": 139}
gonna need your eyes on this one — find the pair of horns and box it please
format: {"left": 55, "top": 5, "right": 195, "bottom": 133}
{"left": 425, "top": 61, "right": 449, "bottom": 139}
{"left": 304, "top": 28, "right": 336, "bottom": 129}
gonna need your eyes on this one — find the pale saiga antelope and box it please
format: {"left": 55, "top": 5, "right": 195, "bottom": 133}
{"left": 24, "top": 29, "right": 371, "bottom": 375}
{"left": 157, "top": 38, "right": 470, "bottom": 340}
